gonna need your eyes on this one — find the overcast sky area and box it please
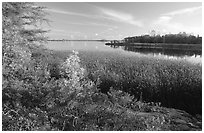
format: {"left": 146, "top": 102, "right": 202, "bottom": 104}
{"left": 36, "top": 2, "right": 202, "bottom": 40}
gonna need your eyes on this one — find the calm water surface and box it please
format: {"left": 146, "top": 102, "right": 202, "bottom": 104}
{"left": 45, "top": 41, "right": 202, "bottom": 65}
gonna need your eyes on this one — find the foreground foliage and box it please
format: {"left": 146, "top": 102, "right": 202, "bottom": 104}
{"left": 2, "top": 49, "right": 202, "bottom": 130}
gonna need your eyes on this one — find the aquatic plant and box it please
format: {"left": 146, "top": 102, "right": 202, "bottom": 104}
{"left": 78, "top": 51, "right": 202, "bottom": 115}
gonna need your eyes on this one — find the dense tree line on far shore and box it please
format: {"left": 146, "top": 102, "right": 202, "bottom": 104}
{"left": 124, "top": 32, "right": 202, "bottom": 44}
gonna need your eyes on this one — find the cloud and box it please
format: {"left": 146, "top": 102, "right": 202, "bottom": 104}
{"left": 153, "top": 16, "right": 184, "bottom": 34}
{"left": 46, "top": 8, "right": 97, "bottom": 18}
{"left": 98, "top": 7, "right": 143, "bottom": 27}
{"left": 150, "top": 6, "right": 202, "bottom": 35}
{"left": 151, "top": 16, "right": 201, "bottom": 35}
{"left": 162, "top": 6, "right": 201, "bottom": 16}
{"left": 65, "top": 21, "right": 117, "bottom": 28}
{"left": 45, "top": 8, "right": 115, "bottom": 21}
{"left": 154, "top": 16, "right": 172, "bottom": 24}
{"left": 89, "top": 22, "right": 118, "bottom": 28}
{"left": 45, "top": 7, "right": 143, "bottom": 27}
{"left": 45, "top": 8, "right": 118, "bottom": 28}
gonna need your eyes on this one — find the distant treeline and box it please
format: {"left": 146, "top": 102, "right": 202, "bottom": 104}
{"left": 48, "top": 39, "right": 109, "bottom": 42}
{"left": 124, "top": 33, "right": 202, "bottom": 44}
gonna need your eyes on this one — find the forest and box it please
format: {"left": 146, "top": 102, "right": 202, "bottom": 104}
{"left": 123, "top": 33, "right": 202, "bottom": 44}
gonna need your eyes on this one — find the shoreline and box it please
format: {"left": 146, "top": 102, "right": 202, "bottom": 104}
{"left": 105, "top": 42, "right": 202, "bottom": 50}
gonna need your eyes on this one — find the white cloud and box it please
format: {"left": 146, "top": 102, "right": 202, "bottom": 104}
{"left": 45, "top": 8, "right": 119, "bottom": 21}
{"left": 98, "top": 8, "right": 143, "bottom": 27}
{"left": 46, "top": 8, "right": 97, "bottom": 18}
{"left": 46, "top": 7, "right": 143, "bottom": 27}
{"left": 150, "top": 6, "right": 202, "bottom": 35}
{"left": 153, "top": 16, "right": 172, "bottom": 25}
{"left": 151, "top": 16, "right": 201, "bottom": 35}
{"left": 162, "top": 6, "right": 202, "bottom": 16}
{"left": 89, "top": 22, "right": 118, "bottom": 29}
{"left": 65, "top": 22, "right": 117, "bottom": 29}
{"left": 158, "top": 16, "right": 172, "bottom": 22}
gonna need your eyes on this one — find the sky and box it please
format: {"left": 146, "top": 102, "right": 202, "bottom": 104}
{"left": 36, "top": 2, "right": 202, "bottom": 40}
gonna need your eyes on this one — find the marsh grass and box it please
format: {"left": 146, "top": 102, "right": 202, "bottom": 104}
{"left": 75, "top": 51, "right": 202, "bottom": 115}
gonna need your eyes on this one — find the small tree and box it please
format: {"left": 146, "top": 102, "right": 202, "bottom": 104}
{"left": 2, "top": 2, "right": 50, "bottom": 131}
{"left": 2, "top": 2, "right": 49, "bottom": 90}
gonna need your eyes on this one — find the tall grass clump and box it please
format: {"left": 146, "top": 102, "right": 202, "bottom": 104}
{"left": 78, "top": 51, "right": 202, "bottom": 115}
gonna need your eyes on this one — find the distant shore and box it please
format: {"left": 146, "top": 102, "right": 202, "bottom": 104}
{"left": 105, "top": 42, "right": 202, "bottom": 51}
{"left": 47, "top": 39, "right": 110, "bottom": 42}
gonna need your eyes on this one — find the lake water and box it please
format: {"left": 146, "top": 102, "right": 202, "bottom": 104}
{"left": 45, "top": 41, "right": 202, "bottom": 65}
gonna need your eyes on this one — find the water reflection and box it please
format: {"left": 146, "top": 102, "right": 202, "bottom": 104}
{"left": 109, "top": 45, "right": 202, "bottom": 65}
{"left": 45, "top": 41, "right": 202, "bottom": 65}
{"left": 109, "top": 45, "right": 202, "bottom": 57}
